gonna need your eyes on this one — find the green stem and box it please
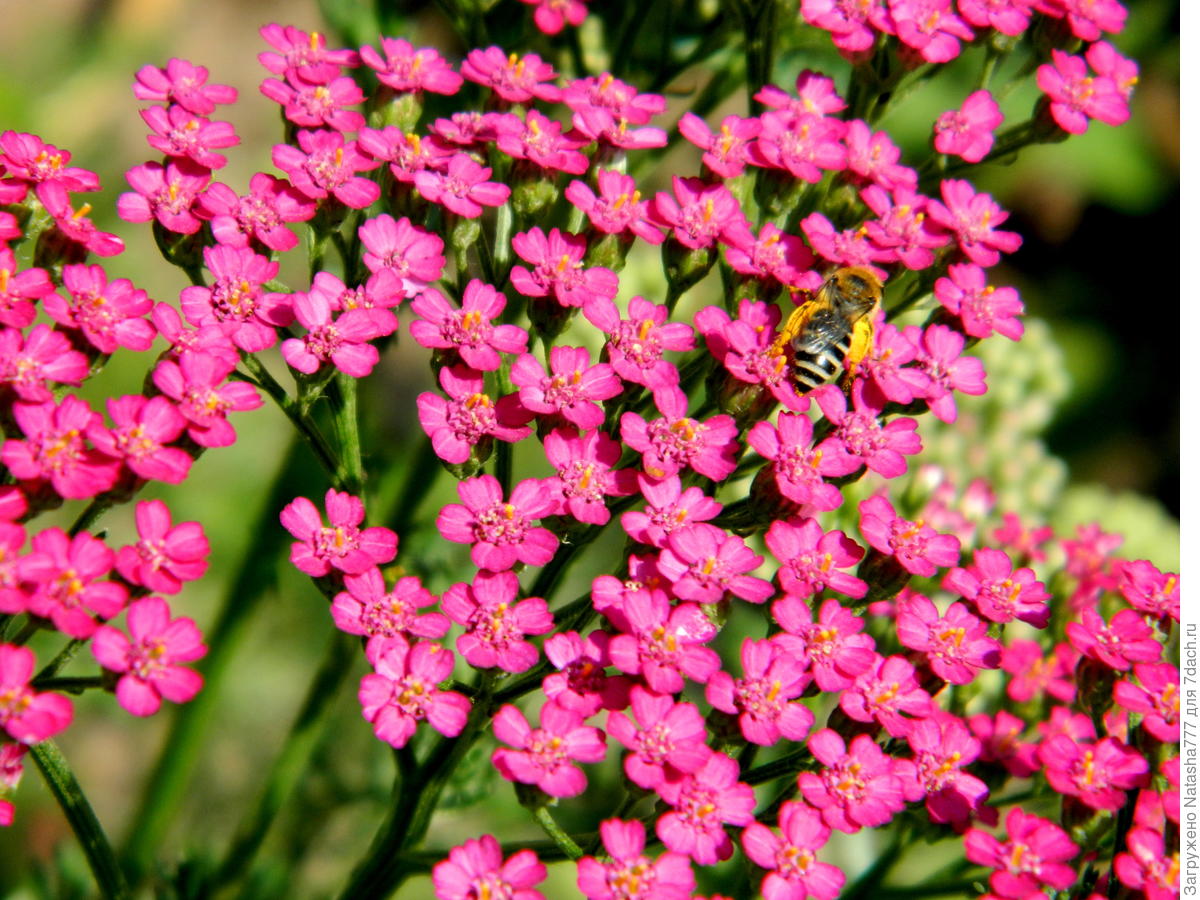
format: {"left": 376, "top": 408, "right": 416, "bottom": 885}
{"left": 30, "top": 675, "right": 103, "bottom": 693}
{"left": 532, "top": 805, "right": 584, "bottom": 860}
{"left": 237, "top": 354, "right": 343, "bottom": 487}
{"left": 330, "top": 372, "right": 365, "bottom": 497}
{"left": 31, "top": 740, "right": 131, "bottom": 900}
{"left": 214, "top": 631, "right": 358, "bottom": 888}
{"left": 120, "top": 441, "right": 306, "bottom": 884}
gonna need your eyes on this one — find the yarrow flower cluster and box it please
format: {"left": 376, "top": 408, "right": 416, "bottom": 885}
{"left": 0, "top": 9, "right": 1175, "bottom": 900}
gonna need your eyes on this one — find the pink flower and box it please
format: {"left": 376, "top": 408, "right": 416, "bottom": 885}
{"left": 902, "top": 712, "right": 989, "bottom": 824}
{"left": 620, "top": 475, "right": 722, "bottom": 549}
{"left": 651, "top": 176, "right": 748, "bottom": 249}
{"left": 521, "top": 0, "right": 588, "bottom": 34}
{"left": 179, "top": 245, "right": 292, "bottom": 353}
{"left": 813, "top": 382, "right": 922, "bottom": 479}
{"left": 45, "top": 264, "right": 156, "bottom": 354}
{"left": 607, "top": 686, "right": 710, "bottom": 789}
{"left": 992, "top": 512, "right": 1053, "bottom": 563}
{"left": 577, "top": 818, "right": 695, "bottom": 900}
{"left": 584, "top": 295, "right": 694, "bottom": 393}
{"left": 896, "top": 594, "right": 1000, "bottom": 685}
{"left": 272, "top": 129, "right": 380, "bottom": 208}
{"left": 0, "top": 325, "right": 88, "bottom": 402}
{"left": 1044, "top": 0, "right": 1127, "bottom": 41}
{"left": 620, "top": 391, "right": 738, "bottom": 482}
{"left": 115, "top": 500, "right": 209, "bottom": 595}
{"left": 969, "top": 710, "right": 1038, "bottom": 778}
{"left": 694, "top": 300, "right": 810, "bottom": 412}
{"left": 607, "top": 592, "right": 720, "bottom": 695}
{"left": 843, "top": 120, "right": 917, "bottom": 191}
{"left": 359, "top": 213, "right": 445, "bottom": 295}
{"left": 656, "top": 751, "right": 755, "bottom": 864}
{"left": 908, "top": 324, "right": 987, "bottom": 423}
{"left": 140, "top": 105, "right": 239, "bottom": 169}
{"left": 260, "top": 73, "right": 365, "bottom": 131}
{"left": 491, "top": 702, "right": 605, "bottom": 798}
{"left": 511, "top": 346, "right": 622, "bottom": 430}
{"left": 0, "top": 646, "right": 73, "bottom": 743}
{"left": 678, "top": 112, "right": 762, "bottom": 179}
{"left": 359, "top": 38, "right": 462, "bottom": 94}
{"left": 117, "top": 160, "right": 210, "bottom": 235}
{"left": 0, "top": 743, "right": 26, "bottom": 826}
{"left": 332, "top": 567, "right": 449, "bottom": 657}
{"left": 723, "top": 223, "right": 818, "bottom": 289}
{"left": 799, "top": 730, "right": 907, "bottom": 833}
{"left": 934, "top": 263, "right": 1025, "bottom": 341}
{"left": 943, "top": 547, "right": 1050, "bottom": 627}
{"left": 773, "top": 597, "right": 875, "bottom": 692}
{"left": 706, "top": 637, "right": 814, "bottom": 745}
{"left": 741, "top": 801, "right": 845, "bottom": 900}
{"left": 2, "top": 396, "right": 122, "bottom": 500}
{"left": 442, "top": 570, "right": 552, "bottom": 673}
{"left": 417, "top": 365, "right": 529, "bottom": 466}
{"left": 152, "top": 351, "right": 262, "bottom": 447}
{"left": 281, "top": 283, "right": 396, "bottom": 377}
{"left": 542, "top": 631, "right": 632, "bottom": 717}
{"left": 1001, "top": 639, "right": 1077, "bottom": 704}
{"left": 410, "top": 279, "right": 528, "bottom": 371}
{"left": 889, "top": 0, "right": 974, "bottom": 62}
{"left": 564, "top": 170, "right": 664, "bottom": 244}
{"left": 860, "top": 186, "right": 951, "bottom": 270}
{"left": 1066, "top": 607, "right": 1162, "bottom": 671}
{"left": 133, "top": 58, "right": 238, "bottom": 114}
{"left": 657, "top": 523, "right": 772, "bottom": 604}
{"left": 358, "top": 637, "right": 470, "bottom": 747}
{"left": 964, "top": 807, "right": 1079, "bottom": 897}
{"left": 766, "top": 519, "right": 867, "bottom": 600}
{"left": 258, "top": 24, "right": 359, "bottom": 84}
{"left": 749, "top": 111, "right": 847, "bottom": 182}
{"left": 510, "top": 227, "right": 618, "bottom": 309}
{"left": 927, "top": 179, "right": 1022, "bottom": 266}
{"left": 433, "top": 835, "right": 546, "bottom": 900}
{"left": 280, "top": 489, "right": 398, "bottom": 577}
{"left": 1117, "top": 560, "right": 1179, "bottom": 623}
{"left": 435, "top": 475, "right": 558, "bottom": 572}
{"left": 957, "top": 0, "right": 1033, "bottom": 34}
{"left": 748, "top": 414, "right": 855, "bottom": 512}
{"left": 1114, "top": 663, "right": 1179, "bottom": 743}
{"left": 934, "top": 90, "right": 1003, "bottom": 162}
{"left": 543, "top": 428, "right": 636, "bottom": 526}
{"left": 1114, "top": 827, "right": 1180, "bottom": 900}
{"left": 460, "top": 47, "right": 561, "bottom": 104}
{"left": 493, "top": 111, "right": 589, "bottom": 175}
{"left": 562, "top": 72, "right": 666, "bottom": 124}
{"left": 91, "top": 597, "right": 206, "bottom": 717}
{"left": 0, "top": 131, "right": 100, "bottom": 198}
{"left": 88, "top": 395, "right": 191, "bottom": 484}
{"left": 197, "top": 173, "right": 315, "bottom": 252}
{"left": 0, "top": 247, "right": 54, "bottom": 329}
{"left": 1038, "top": 735, "right": 1149, "bottom": 810}
{"left": 858, "top": 493, "right": 961, "bottom": 577}
{"left": 839, "top": 653, "right": 931, "bottom": 737}
{"left": 38, "top": 182, "right": 124, "bottom": 257}
{"left": 413, "top": 153, "right": 511, "bottom": 218}
{"left": 801, "top": 0, "right": 881, "bottom": 53}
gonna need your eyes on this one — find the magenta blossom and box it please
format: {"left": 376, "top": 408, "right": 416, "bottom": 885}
{"left": 257, "top": 24, "right": 359, "bottom": 84}
{"left": 902, "top": 712, "right": 989, "bottom": 825}
{"left": 19, "top": 528, "right": 127, "bottom": 639}
{"left": 91, "top": 596, "right": 206, "bottom": 717}
{"left": 0, "top": 646, "right": 73, "bottom": 744}
{"left": 542, "top": 427, "right": 637, "bottom": 525}
{"left": 417, "top": 366, "right": 530, "bottom": 466}
{"left": 908, "top": 323, "right": 987, "bottom": 423}
{"left": 520, "top": 0, "right": 588, "bottom": 35}
{"left": 151, "top": 351, "right": 262, "bottom": 447}
{"left": 413, "top": 153, "right": 511, "bottom": 218}
{"left": 564, "top": 169, "right": 663, "bottom": 244}
{"left": 843, "top": 119, "right": 917, "bottom": 191}
{"left": 651, "top": 176, "right": 748, "bottom": 249}
{"left": 799, "top": 730, "right": 907, "bottom": 833}
{"left": 1066, "top": 607, "right": 1163, "bottom": 671}
{"left": 359, "top": 38, "right": 462, "bottom": 94}
{"left": 943, "top": 547, "right": 1050, "bottom": 627}
{"left": 812, "top": 382, "right": 922, "bottom": 478}
{"left": 766, "top": 518, "right": 867, "bottom": 600}
{"left": 657, "top": 523, "right": 772, "bottom": 604}
{"left": 1115, "top": 827, "right": 1180, "bottom": 900}
{"left": 460, "top": 47, "right": 561, "bottom": 104}
{"left": 620, "top": 391, "right": 738, "bottom": 482}
{"left": 678, "top": 112, "right": 761, "bottom": 179}
{"left": 607, "top": 592, "right": 720, "bottom": 695}
{"left": 1117, "top": 559, "right": 1179, "bottom": 623}
{"left": 773, "top": 597, "right": 875, "bottom": 692}
{"left": 859, "top": 493, "right": 961, "bottom": 577}
{"left": 435, "top": 475, "right": 558, "bottom": 572}
{"left": 433, "top": 834, "right": 546, "bottom": 900}
{"left": 542, "top": 631, "right": 632, "bottom": 717}
{"left": 410, "top": 279, "right": 528, "bottom": 371}
{"left": 0, "top": 247, "right": 55, "bottom": 329}
{"left": 706, "top": 637, "right": 814, "bottom": 745}
{"left": 607, "top": 686, "right": 710, "bottom": 789}
{"left": 620, "top": 475, "right": 722, "bottom": 549}
{"left": 1, "top": 396, "right": 122, "bottom": 500}
{"left": 115, "top": 499, "right": 209, "bottom": 595}
{"left": 964, "top": 807, "right": 1079, "bottom": 898}
{"left": 584, "top": 295, "right": 694, "bottom": 394}
{"left": 1114, "top": 663, "right": 1180, "bottom": 743}
{"left": 926, "top": 179, "right": 1022, "bottom": 267}
{"left": 133, "top": 58, "right": 238, "bottom": 114}
{"left": 839, "top": 653, "right": 932, "bottom": 737}
{"left": 741, "top": 801, "right": 845, "bottom": 900}
{"left": 442, "top": 570, "right": 552, "bottom": 673}
{"left": 511, "top": 345, "right": 622, "bottom": 430}
{"left": 260, "top": 72, "right": 365, "bottom": 132}
{"left": 140, "top": 104, "right": 239, "bottom": 169}
{"left": 491, "top": 702, "right": 605, "bottom": 798}
{"left": 282, "top": 282, "right": 396, "bottom": 377}
{"left": 895, "top": 592, "right": 1001, "bottom": 684}
{"left": 280, "top": 489, "right": 398, "bottom": 577}
{"left": 117, "top": 160, "right": 210, "bottom": 235}
{"left": 332, "top": 567, "right": 449, "bottom": 658}
{"left": 749, "top": 413, "right": 855, "bottom": 512}
{"left": 1038, "top": 736, "right": 1149, "bottom": 810}
{"left": 272, "top": 129, "right": 380, "bottom": 208}
{"left": 197, "top": 173, "right": 315, "bottom": 252}
{"left": 0, "top": 324, "right": 89, "bottom": 402}
{"left": 934, "top": 90, "right": 1002, "bottom": 162}
{"left": 90, "top": 394, "right": 193, "bottom": 484}
{"left": 934, "top": 263, "right": 1025, "bottom": 340}
{"left": 656, "top": 750, "right": 755, "bottom": 864}
{"left": 359, "top": 213, "right": 445, "bottom": 295}
{"left": 45, "top": 263, "right": 156, "bottom": 355}
{"left": 577, "top": 818, "right": 695, "bottom": 900}
{"left": 358, "top": 637, "right": 470, "bottom": 748}
{"left": 179, "top": 244, "right": 292, "bottom": 353}
{"left": 749, "top": 111, "right": 847, "bottom": 183}
{"left": 510, "top": 227, "right": 618, "bottom": 309}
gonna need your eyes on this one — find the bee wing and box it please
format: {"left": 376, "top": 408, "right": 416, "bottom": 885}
{"left": 771, "top": 301, "right": 818, "bottom": 355}
{"left": 845, "top": 315, "right": 875, "bottom": 375}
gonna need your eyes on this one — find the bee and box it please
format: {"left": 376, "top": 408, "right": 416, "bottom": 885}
{"left": 772, "top": 266, "right": 883, "bottom": 393}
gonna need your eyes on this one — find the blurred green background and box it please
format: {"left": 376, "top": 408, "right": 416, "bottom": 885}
{"left": 0, "top": 0, "right": 1178, "bottom": 897}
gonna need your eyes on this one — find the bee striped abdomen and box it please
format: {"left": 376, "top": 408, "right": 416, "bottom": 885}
{"left": 792, "top": 333, "right": 851, "bottom": 391}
